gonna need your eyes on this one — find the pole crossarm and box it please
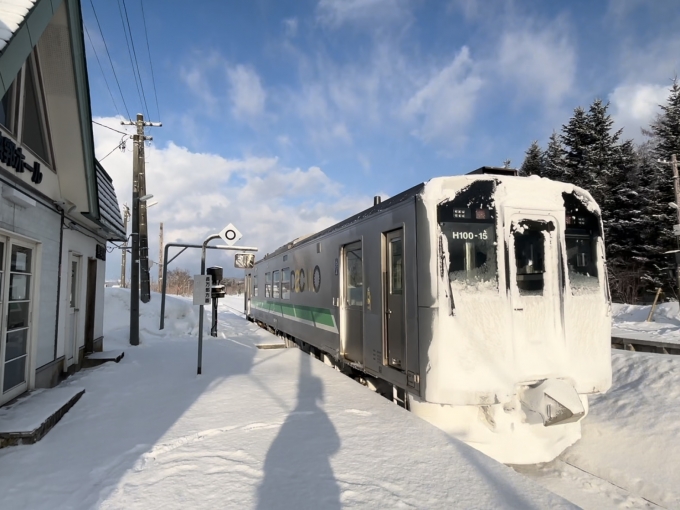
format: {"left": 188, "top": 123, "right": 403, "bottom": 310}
{"left": 159, "top": 242, "right": 258, "bottom": 330}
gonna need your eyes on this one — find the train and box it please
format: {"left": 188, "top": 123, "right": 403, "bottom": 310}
{"left": 243, "top": 167, "right": 612, "bottom": 465}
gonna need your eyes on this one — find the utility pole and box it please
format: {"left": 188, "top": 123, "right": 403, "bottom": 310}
{"left": 122, "top": 113, "right": 161, "bottom": 346}
{"left": 660, "top": 154, "right": 680, "bottom": 294}
{"left": 671, "top": 154, "right": 680, "bottom": 294}
{"left": 120, "top": 204, "right": 130, "bottom": 288}
{"left": 159, "top": 222, "right": 164, "bottom": 291}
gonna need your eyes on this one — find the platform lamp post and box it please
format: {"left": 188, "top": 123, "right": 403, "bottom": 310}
{"left": 129, "top": 193, "right": 154, "bottom": 346}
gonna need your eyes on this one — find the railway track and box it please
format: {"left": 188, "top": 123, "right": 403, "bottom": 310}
{"left": 514, "top": 459, "right": 667, "bottom": 509}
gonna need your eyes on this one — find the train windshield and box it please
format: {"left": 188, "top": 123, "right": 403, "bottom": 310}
{"left": 563, "top": 192, "right": 601, "bottom": 294}
{"left": 438, "top": 181, "right": 498, "bottom": 287}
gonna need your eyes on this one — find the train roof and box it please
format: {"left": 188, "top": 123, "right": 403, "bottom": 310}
{"left": 261, "top": 180, "right": 426, "bottom": 261}
{"left": 259, "top": 169, "right": 594, "bottom": 263}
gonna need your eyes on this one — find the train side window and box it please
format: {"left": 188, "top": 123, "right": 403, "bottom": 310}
{"left": 514, "top": 230, "right": 545, "bottom": 295}
{"left": 265, "top": 272, "right": 272, "bottom": 298}
{"left": 273, "top": 270, "right": 280, "bottom": 299}
{"left": 281, "top": 268, "right": 291, "bottom": 299}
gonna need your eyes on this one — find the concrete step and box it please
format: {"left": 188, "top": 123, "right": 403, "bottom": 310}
{"left": 0, "top": 387, "right": 85, "bottom": 448}
{"left": 83, "top": 350, "right": 125, "bottom": 368}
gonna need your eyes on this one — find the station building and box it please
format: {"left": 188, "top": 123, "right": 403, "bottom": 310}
{"left": 0, "top": 0, "right": 125, "bottom": 407}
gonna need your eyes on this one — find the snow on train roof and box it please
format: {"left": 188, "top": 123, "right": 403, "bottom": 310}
{"left": 261, "top": 173, "right": 599, "bottom": 262}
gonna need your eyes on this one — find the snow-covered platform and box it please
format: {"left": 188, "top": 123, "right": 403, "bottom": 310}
{"left": 0, "top": 289, "right": 575, "bottom": 509}
{"left": 612, "top": 330, "right": 680, "bottom": 354}
{"left": 0, "top": 386, "right": 85, "bottom": 448}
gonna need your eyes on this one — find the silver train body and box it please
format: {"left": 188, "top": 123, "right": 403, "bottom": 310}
{"left": 244, "top": 169, "right": 612, "bottom": 464}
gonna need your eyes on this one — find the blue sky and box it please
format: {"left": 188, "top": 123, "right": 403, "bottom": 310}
{"left": 83, "top": 0, "right": 680, "bottom": 279}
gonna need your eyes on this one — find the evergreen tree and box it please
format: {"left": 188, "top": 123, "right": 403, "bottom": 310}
{"left": 633, "top": 142, "right": 673, "bottom": 291}
{"left": 542, "top": 131, "right": 565, "bottom": 181}
{"left": 519, "top": 140, "right": 543, "bottom": 176}
{"left": 561, "top": 107, "right": 590, "bottom": 185}
{"left": 644, "top": 79, "right": 680, "bottom": 293}
{"left": 651, "top": 78, "right": 680, "bottom": 162}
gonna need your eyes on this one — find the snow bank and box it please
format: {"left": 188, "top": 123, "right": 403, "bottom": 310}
{"left": 103, "top": 288, "right": 199, "bottom": 341}
{"left": 612, "top": 301, "right": 680, "bottom": 345}
{"left": 562, "top": 350, "right": 680, "bottom": 508}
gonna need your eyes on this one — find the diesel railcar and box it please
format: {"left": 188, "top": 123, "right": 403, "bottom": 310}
{"left": 244, "top": 167, "right": 611, "bottom": 464}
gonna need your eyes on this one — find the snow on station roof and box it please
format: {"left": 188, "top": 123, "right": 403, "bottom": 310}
{"left": 0, "top": 0, "right": 37, "bottom": 53}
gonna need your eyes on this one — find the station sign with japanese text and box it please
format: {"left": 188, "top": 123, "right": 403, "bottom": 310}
{"left": 0, "top": 132, "right": 44, "bottom": 184}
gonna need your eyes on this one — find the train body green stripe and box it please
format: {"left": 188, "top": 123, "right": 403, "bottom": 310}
{"left": 251, "top": 299, "right": 337, "bottom": 333}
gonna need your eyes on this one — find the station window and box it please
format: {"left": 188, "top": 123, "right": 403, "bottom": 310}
{"left": 272, "top": 270, "right": 280, "bottom": 299}
{"left": 265, "top": 272, "right": 271, "bottom": 297}
{"left": 281, "top": 268, "right": 290, "bottom": 299}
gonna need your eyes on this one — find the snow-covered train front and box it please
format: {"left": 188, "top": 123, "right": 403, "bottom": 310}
{"left": 245, "top": 168, "right": 611, "bottom": 464}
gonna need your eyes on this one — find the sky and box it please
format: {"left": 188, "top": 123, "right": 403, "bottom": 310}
{"left": 82, "top": 0, "right": 680, "bottom": 280}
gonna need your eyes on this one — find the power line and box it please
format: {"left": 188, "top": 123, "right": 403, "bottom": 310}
{"left": 117, "top": 0, "right": 150, "bottom": 120}
{"left": 99, "top": 135, "right": 130, "bottom": 161}
{"left": 84, "top": 24, "right": 120, "bottom": 116}
{"left": 140, "top": 0, "right": 161, "bottom": 122}
{"left": 88, "top": 0, "right": 131, "bottom": 120}
{"left": 92, "top": 120, "right": 131, "bottom": 136}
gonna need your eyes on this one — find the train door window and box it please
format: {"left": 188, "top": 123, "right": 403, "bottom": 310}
{"left": 265, "top": 272, "right": 271, "bottom": 297}
{"left": 345, "top": 244, "right": 363, "bottom": 307}
{"left": 272, "top": 270, "right": 280, "bottom": 299}
{"left": 281, "top": 268, "right": 291, "bottom": 299}
{"left": 514, "top": 229, "right": 545, "bottom": 295}
{"left": 254, "top": 283, "right": 258, "bottom": 297}
{"left": 390, "top": 237, "right": 403, "bottom": 294}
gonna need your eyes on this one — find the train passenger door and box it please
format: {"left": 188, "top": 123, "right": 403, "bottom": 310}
{"left": 507, "top": 213, "right": 565, "bottom": 374}
{"left": 341, "top": 241, "right": 363, "bottom": 363}
{"left": 384, "top": 229, "right": 405, "bottom": 370}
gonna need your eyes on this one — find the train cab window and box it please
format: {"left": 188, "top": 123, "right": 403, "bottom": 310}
{"left": 438, "top": 181, "right": 498, "bottom": 287}
{"left": 265, "top": 272, "right": 272, "bottom": 297}
{"left": 563, "top": 192, "right": 600, "bottom": 294}
{"left": 281, "top": 268, "right": 291, "bottom": 299}
{"left": 273, "top": 270, "right": 280, "bottom": 299}
{"left": 514, "top": 229, "right": 545, "bottom": 295}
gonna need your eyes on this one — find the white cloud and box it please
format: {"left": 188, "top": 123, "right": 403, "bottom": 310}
{"left": 226, "top": 64, "right": 267, "bottom": 122}
{"left": 93, "top": 117, "right": 373, "bottom": 279}
{"left": 402, "top": 47, "right": 483, "bottom": 147}
{"left": 609, "top": 83, "right": 669, "bottom": 140}
{"left": 316, "top": 0, "right": 413, "bottom": 28}
{"left": 496, "top": 22, "right": 576, "bottom": 108}
{"left": 283, "top": 17, "right": 298, "bottom": 37}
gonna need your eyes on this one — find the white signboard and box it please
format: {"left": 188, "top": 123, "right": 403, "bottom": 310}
{"left": 193, "top": 274, "right": 212, "bottom": 305}
{"left": 234, "top": 253, "right": 255, "bottom": 269}
{"left": 674, "top": 224, "right": 680, "bottom": 236}
{"left": 219, "top": 223, "right": 242, "bottom": 246}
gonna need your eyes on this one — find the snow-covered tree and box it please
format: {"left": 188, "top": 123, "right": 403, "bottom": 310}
{"left": 542, "top": 132, "right": 565, "bottom": 181}
{"left": 519, "top": 141, "right": 543, "bottom": 176}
